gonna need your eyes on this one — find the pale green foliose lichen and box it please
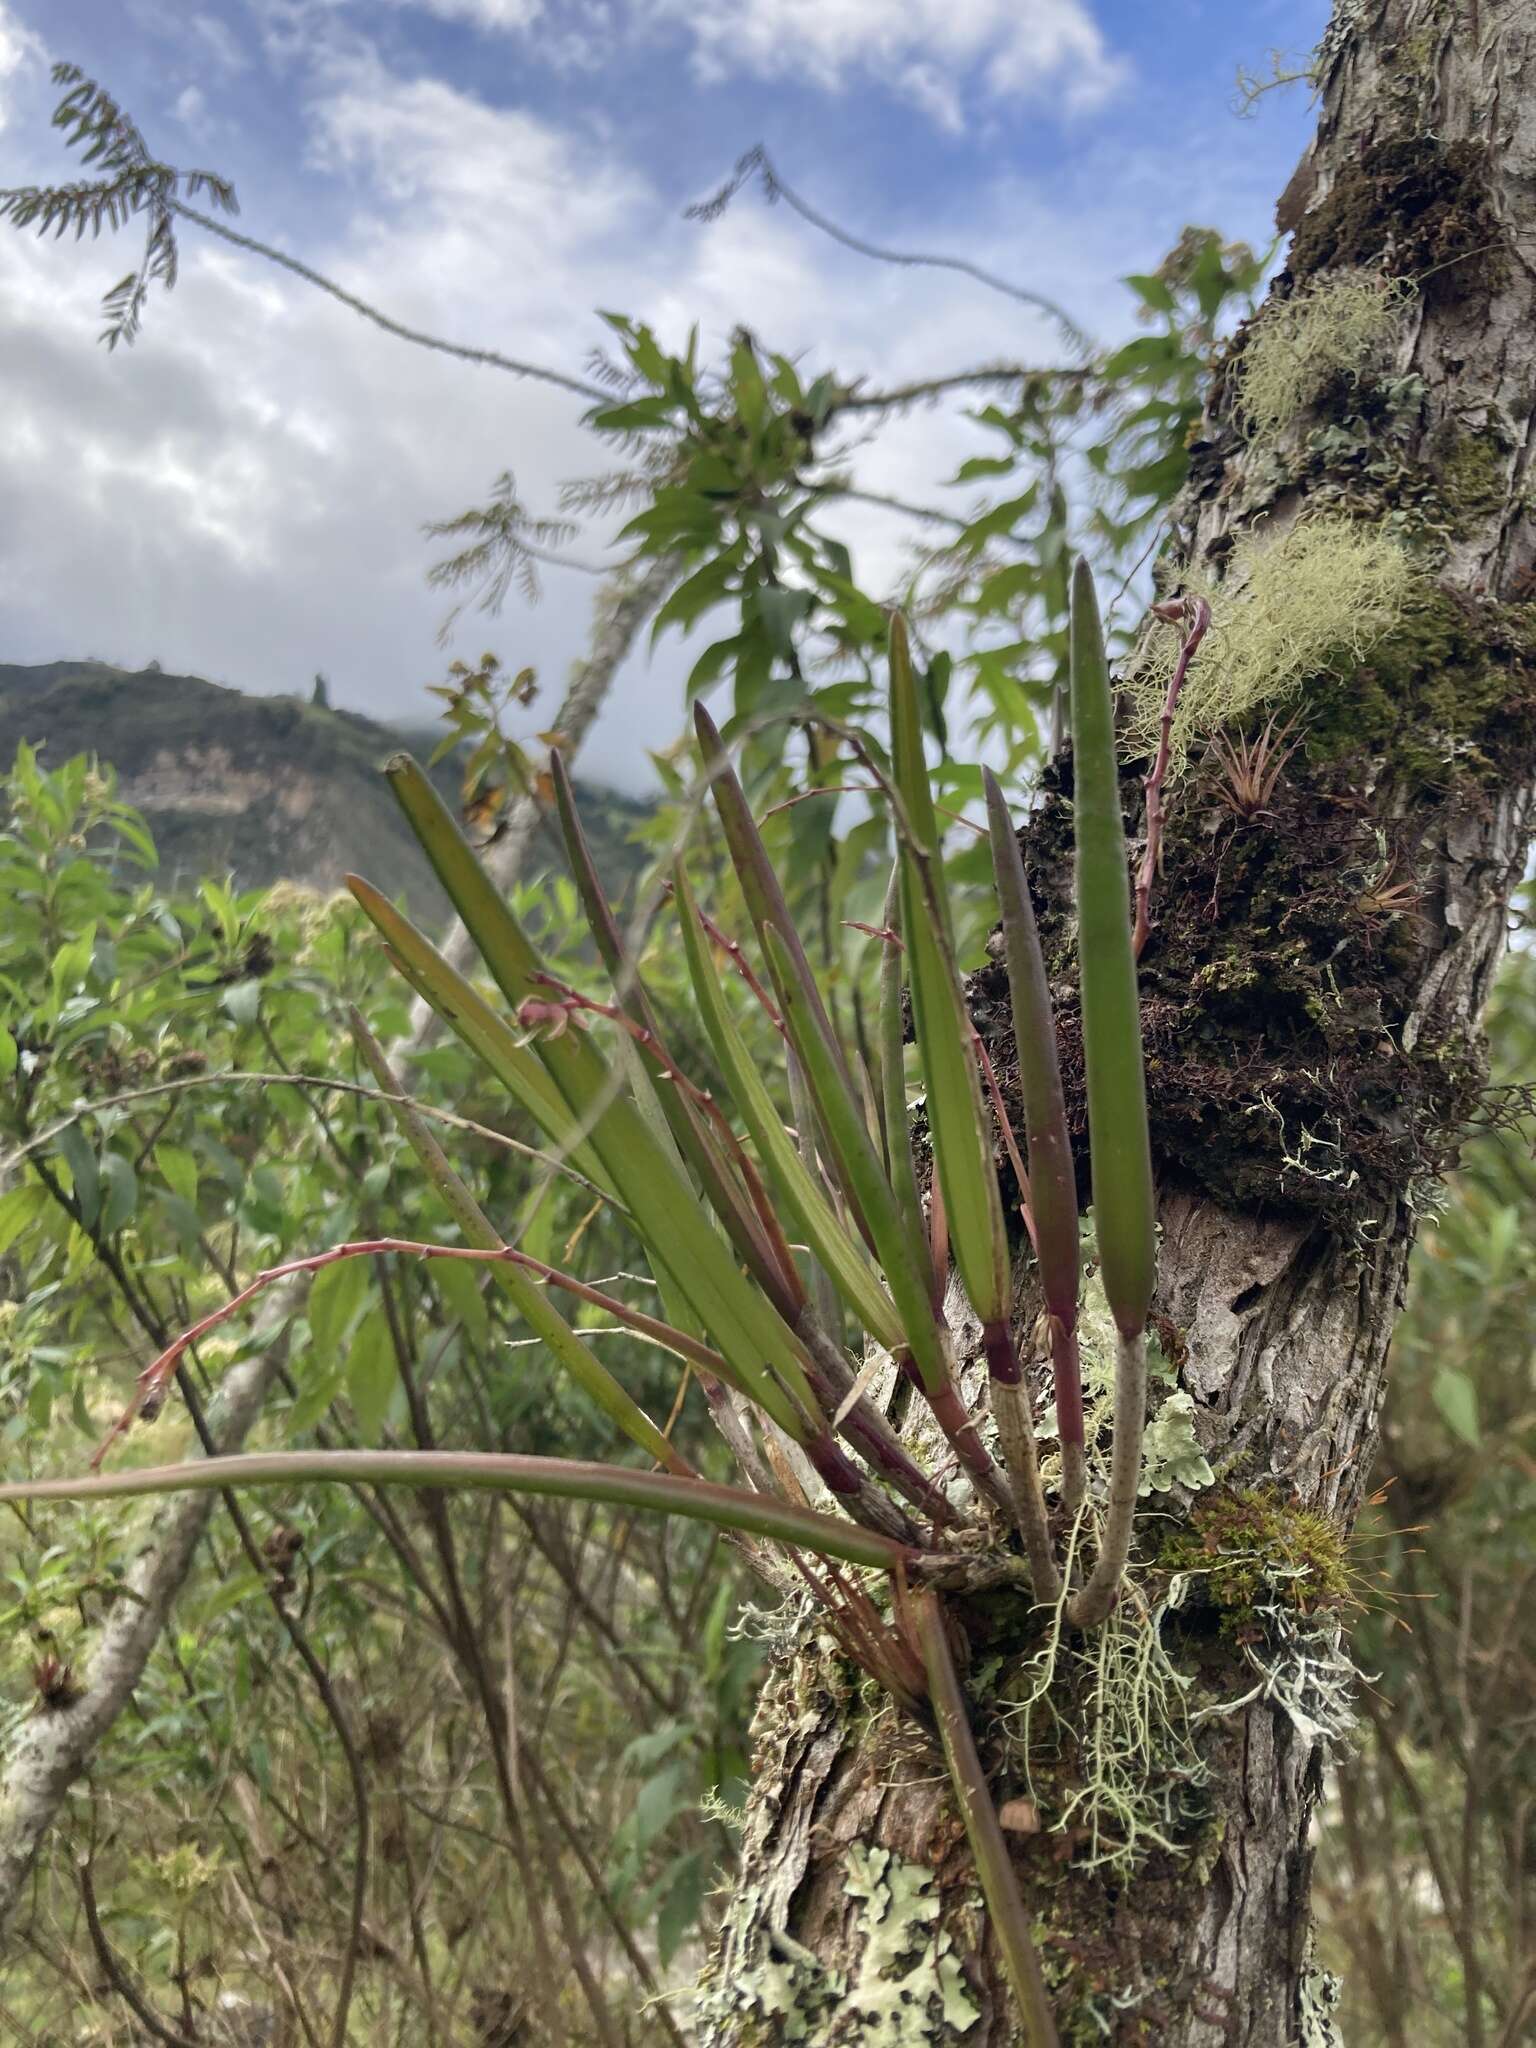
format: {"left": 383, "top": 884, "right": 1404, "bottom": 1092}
{"left": 1138, "top": 1389, "right": 1216, "bottom": 1496}
{"left": 1297, "top": 1933, "right": 1347, "bottom": 2047}
{"left": 694, "top": 1844, "right": 980, "bottom": 2044}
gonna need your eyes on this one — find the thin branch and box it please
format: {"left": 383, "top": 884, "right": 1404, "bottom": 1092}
{"left": 0, "top": 1070, "right": 612, "bottom": 1206}
{"left": 818, "top": 484, "right": 969, "bottom": 530}
{"left": 687, "top": 144, "right": 1093, "bottom": 355}
{"left": 96, "top": 1233, "right": 719, "bottom": 1464}
{"left": 830, "top": 364, "right": 1093, "bottom": 417}
{"left": 170, "top": 201, "right": 608, "bottom": 402}
{"left": 77, "top": 1858, "right": 203, "bottom": 2048}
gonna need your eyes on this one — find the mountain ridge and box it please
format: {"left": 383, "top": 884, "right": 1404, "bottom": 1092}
{"left": 0, "top": 659, "right": 652, "bottom": 922}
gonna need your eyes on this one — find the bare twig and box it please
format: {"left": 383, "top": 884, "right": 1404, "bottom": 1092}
{"left": 0, "top": 1071, "right": 609, "bottom": 1201}
{"left": 171, "top": 201, "right": 607, "bottom": 403}
{"left": 830, "top": 363, "right": 1094, "bottom": 417}
{"left": 77, "top": 1858, "right": 203, "bottom": 2048}
{"left": 687, "top": 144, "right": 1093, "bottom": 355}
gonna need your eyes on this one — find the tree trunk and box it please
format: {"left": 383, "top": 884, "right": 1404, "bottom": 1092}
{"left": 701, "top": 4, "right": 1536, "bottom": 2041}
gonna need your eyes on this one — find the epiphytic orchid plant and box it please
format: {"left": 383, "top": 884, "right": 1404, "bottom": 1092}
{"left": 1, "top": 560, "right": 1153, "bottom": 2044}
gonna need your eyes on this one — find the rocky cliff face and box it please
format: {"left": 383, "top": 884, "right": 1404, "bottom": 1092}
{"left": 0, "top": 660, "right": 650, "bottom": 918}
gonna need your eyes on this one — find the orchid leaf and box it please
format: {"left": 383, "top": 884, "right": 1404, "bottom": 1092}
{"left": 762, "top": 926, "right": 948, "bottom": 1395}
{"left": 0, "top": 1453, "right": 918, "bottom": 1572}
{"left": 1069, "top": 559, "right": 1154, "bottom": 1338}
{"left": 674, "top": 866, "right": 903, "bottom": 1353}
{"left": 888, "top": 615, "right": 1010, "bottom": 1330}
{"left": 983, "top": 769, "right": 1078, "bottom": 1323}
{"left": 374, "top": 759, "right": 823, "bottom": 1438}
{"left": 350, "top": 1010, "right": 692, "bottom": 1477}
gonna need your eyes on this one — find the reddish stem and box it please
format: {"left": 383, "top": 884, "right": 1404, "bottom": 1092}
{"left": 97, "top": 1237, "right": 721, "bottom": 1469}
{"left": 670, "top": 895, "right": 786, "bottom": 1035}
{"left": 974, "top": 1028, "right": 1034, "bottom": 1242}
{"left": 924, "top": 1372, "right": 1013, "bottom": 1518}
{"left": 803, "top": 1431, "right": 919, "bottom": 1547}
{"left": 1132, "top": 595, "right": 1211, "bottom": 961}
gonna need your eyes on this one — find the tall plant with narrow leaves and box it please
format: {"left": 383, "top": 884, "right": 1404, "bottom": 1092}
{"left": 2, "top": 563, "right": 1155, "bottom": 2044}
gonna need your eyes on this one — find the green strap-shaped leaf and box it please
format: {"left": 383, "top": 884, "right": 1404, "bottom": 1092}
{"left": 373, "top": 762, "right": 825, "bottom": 1438}
{"left": 875, "top": 868, "right": 941, "bottom": 1312}
{"left": 762, "top": 926, "right": 949, "bottom": 1395}
{"left": 384, "top": 755, "right": 544, "bottom": 1010}
{"left": 0, "top": 1453, "right": 918, "bottom": 1572}
{"left": 549, "top": 752, "right": 791, "bottom": 1307}
{"left": 693, "top": 704, "right": 855, "bottom": 1096}
{"left": 1069, "top": 559, "right": 1154, "bottom": 1338}
{"left": 350, "top": 1011, "right": 691, "bottom": 1477}
{"left": 675, "top": 867, "right": 904, "bottom": 1353}
{"left": 347, "top": 877, "right": 605, "bottom": 1183}
{"left": 888, "top": 615, "right": 1010, "bottom": 1330}
{"left": 983, "top": 769, "right": 1079, "bottom": 1327}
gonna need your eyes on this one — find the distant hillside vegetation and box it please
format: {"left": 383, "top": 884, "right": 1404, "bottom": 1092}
{"left": 0, "top": 660, "right": 652, "bottom": 924}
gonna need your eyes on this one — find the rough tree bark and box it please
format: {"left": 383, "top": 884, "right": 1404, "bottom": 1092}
{"left": 703, "top": 5, "right": 1536, "bottom": 2042}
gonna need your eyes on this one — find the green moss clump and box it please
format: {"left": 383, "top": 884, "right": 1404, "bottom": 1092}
{"left": 1436, "top": 426, "right": 1511, "bottom": 530}
{"left": 1157, "top": 1487, "right": 1352, "bottom": 1636}
{"left": 1300, "top": 585, "right": 1536, "bottom": 785}
{"left": 1289, "top": 134, "right": 1508, "bottom": 304}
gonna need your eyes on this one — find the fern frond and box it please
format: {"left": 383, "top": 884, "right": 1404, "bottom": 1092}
{"left": 0, "top": 60, "right": 237, "bottom": 347}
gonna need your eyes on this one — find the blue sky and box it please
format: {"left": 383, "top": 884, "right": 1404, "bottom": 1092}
{"left": 0, "top": 0, "right": 1329, "bottom": 792}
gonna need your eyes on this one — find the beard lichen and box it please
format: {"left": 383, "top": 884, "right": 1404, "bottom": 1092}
{"left": 1126, "top": 515, "right": 1414, "bottom": 771}
{"left": 991, "top": 1565, "right": 1209, "bottom": 1886}
{"left": 1234, "top": 271, "right": 1415, "bottom": 444}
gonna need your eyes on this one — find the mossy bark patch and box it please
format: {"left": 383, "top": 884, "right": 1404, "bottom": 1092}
{"left": 1288, "top": 135, "right": 1508, "bottom": 303}
{"left": 972, "top": 590, "right": 1536, "bottom": 1223}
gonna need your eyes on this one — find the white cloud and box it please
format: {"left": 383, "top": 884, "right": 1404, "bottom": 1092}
{"left": 0, "top": 2, "right": 45, "bottom": 133}
{"left": 174, "top": 83, "right": 218, "bottom": 140}
{"left": 644, "top": 0, "right": 1126, "bottom": 130}
{"left": 0, "top": 26, "right": 1298, "bottom": 795}
{"left": 367, "top": 0, "right": 613, "bottom": 73}
{"left": 188, "top": 11, "right": 251, "bottom": 73}
{"left": 369, "top": 0, "right": 1122, "bottom": 129}
{"left": 0, "top": 55, "right": 682, "bottom": 788}
{"left": 309, "top": 59, "right": 632, "bottom": 240}
{"left": 390, "top": 0, "right": 546, "bottom": 26}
